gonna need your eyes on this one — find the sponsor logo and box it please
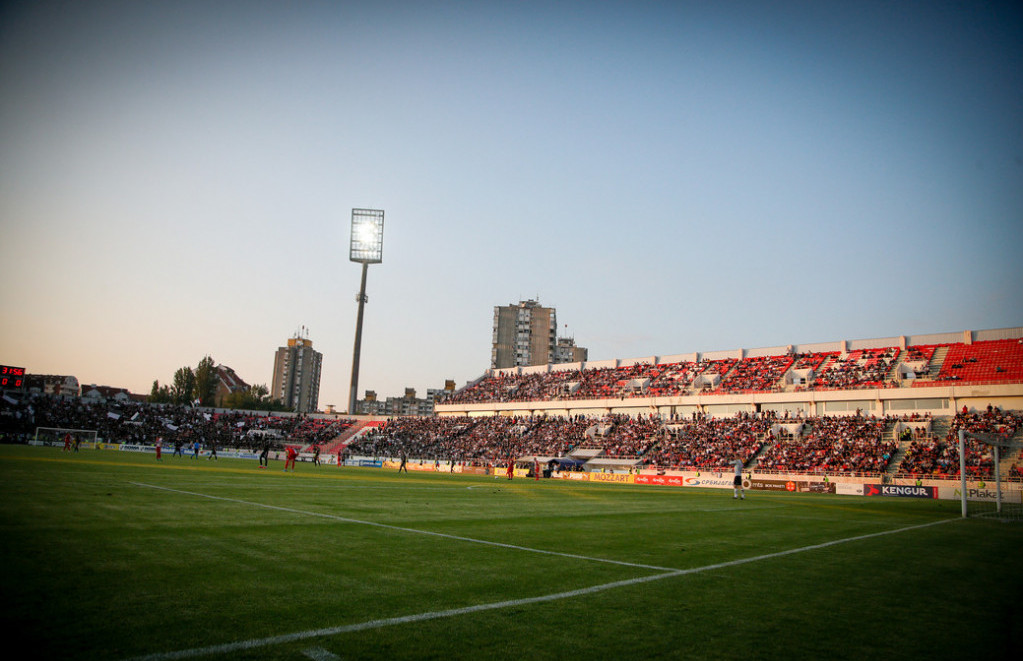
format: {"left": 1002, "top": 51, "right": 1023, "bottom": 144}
{"left": 684, "top": 477, "right": 733, "bottom": 487}
{"left": 864, "top": 484, "right": 936, "bottom": 498}
{"left": 638, "top": 475, "right": 681, "bottom": 486}
{"left": 750, "top": 479, "right": 803, "bottom": 492}
{"left": 590, "top": 473, "right": 631, "bottom": 483}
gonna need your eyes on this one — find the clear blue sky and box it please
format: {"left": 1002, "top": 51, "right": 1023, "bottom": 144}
{"left": 2, "top": 0, "right": 1021, "bottom": 409}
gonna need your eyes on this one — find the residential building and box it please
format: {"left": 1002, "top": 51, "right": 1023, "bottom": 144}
{"left": 492, "top": 299, "right": 557, "bottom": 369}
{"left": 271, "top": 335, "right": 323, "bottom": 413}
{"left": 214, "top": 364, "right": 249, "bottom": 407}
{"left": 353, "top": 383, "right": 454, "bottom": 416}
{"left": 25, "top": 374, "right": 80, "bottom": 398}
{"left": 556, "top": 337, "right": 588, "bottom": 364}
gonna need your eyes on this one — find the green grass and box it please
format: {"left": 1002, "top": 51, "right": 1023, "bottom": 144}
{"left": 1, "top": 445, "right": 1020, "bottom": 660}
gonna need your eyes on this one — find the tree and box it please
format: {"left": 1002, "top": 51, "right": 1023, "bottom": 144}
{"left": 194, "top": 356, "right": 218, "bottom": 407}
{"left": 171, "top": 367, "right": 195, "bottom": 405}
{"left": 222, "top": 384, "right": 288, "bottom": 412}
{"left": 148, "top": 380, "right": 172, "bottom": 404}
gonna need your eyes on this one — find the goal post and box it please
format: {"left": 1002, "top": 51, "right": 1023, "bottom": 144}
{"left": 34, "top": 427, "right": 99, "bottom": 449}
{"left": 960, "top": 429, "right": 1022, "bottom": 521}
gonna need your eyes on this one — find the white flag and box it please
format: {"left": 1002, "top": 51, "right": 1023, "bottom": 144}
{"left": 107, "top": 412, "right": 120, "bottom": 420}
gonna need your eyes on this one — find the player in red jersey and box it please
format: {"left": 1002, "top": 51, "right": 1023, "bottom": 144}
{"left": 284, "top": 445, "right": 298, "bottom": 472}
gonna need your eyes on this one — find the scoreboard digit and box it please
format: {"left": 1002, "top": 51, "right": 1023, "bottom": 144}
{"left": 0, "top": 365, "right": 26, "bottom": 390}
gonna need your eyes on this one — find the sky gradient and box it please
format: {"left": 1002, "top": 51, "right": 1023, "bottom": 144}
{"left": 2, "top": 0, "right": 1021, "bottom": 409}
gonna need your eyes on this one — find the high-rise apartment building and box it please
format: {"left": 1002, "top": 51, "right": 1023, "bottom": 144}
{"left": 491, "top": 299, "right": 558, "bottom": 369}
{"left": 271, "top": 334, "right": 323, "bottom": 413}
{"left": 555, "top": 337, "right": 588, "bottom": 364}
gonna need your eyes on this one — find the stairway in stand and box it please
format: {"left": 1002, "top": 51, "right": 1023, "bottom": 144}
{"left": 927, "top": 346, "right": 950, "bottom": 379}
{"left": 321, "top": 420, "right": 376, "bottom": 455}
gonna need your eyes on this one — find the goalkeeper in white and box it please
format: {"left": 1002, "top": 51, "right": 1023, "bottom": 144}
{"left": 733, "top": 458, "right": 745, "bottom": 500}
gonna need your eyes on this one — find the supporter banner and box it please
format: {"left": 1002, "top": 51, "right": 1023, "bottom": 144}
{"left": 863, "top": 484, "right": 937, "bottom": 498}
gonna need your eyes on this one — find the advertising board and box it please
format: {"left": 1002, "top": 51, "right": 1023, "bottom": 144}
{"left": 863, "top": 484, "right": 937, "bottom": 498}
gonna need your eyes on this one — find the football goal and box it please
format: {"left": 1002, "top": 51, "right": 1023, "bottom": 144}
{"left": 35, "top": 427, "right": 99, "bottom": 449}
{"left": 959, "top": 429, "right": 1023, "bottom": 522}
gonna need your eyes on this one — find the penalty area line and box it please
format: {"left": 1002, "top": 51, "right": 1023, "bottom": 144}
{"left": 123, "top": 515, "right": 957, "bottom": 661}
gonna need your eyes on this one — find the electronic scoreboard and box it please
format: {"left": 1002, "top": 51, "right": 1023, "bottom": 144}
{"left": 0, "top": 365, "right": 26, "bottom": 390}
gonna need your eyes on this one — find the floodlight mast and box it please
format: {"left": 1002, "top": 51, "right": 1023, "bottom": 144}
{"left": 348, "top": 209, "right": 384, "bottom": 415}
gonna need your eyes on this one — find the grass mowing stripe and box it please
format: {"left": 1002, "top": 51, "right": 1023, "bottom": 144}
{"left": 131, "top": 481, "right": 679, "bottom": 572}
{"left": 122, "top": 516, "right": 959, "bottom": 661}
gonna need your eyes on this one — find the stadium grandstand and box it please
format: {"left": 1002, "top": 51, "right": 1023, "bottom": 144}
{"left": 2, "top": 326, "right": 1021, "bottom": 485}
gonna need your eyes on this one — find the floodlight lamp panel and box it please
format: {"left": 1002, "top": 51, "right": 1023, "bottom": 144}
{"left": 349, "top": 208, "right": 384, "bottom": 263}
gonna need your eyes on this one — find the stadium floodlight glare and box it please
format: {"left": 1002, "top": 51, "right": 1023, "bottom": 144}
{"left": 348, "top": 208, "right": 384, "bottom": 415}
{"left": 350, "top": 208, "right": 384, "bottom": 263}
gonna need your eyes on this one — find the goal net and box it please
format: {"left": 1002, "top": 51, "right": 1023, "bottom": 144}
{"left": 959, "top": 430, "right": 1023, "bottom": 522}
{"left": 34, "top": 427, "right": 99, "bottom": 449}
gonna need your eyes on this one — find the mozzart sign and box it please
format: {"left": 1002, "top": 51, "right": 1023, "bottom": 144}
{"left": 863, "top": 484, "right": 938, "bottom": 498}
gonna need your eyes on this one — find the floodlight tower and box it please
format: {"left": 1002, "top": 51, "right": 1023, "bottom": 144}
{"left": 348, "top": 208, "right": 384, "bottom": 415}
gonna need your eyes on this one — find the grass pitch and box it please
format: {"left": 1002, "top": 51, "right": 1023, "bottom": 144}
{"left": 1, "top": 445, "right": 1020, "bottom": 660}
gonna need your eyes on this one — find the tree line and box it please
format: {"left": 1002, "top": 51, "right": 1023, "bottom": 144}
{"left": 148, "top": 356, "right": 289, "bottom": 411}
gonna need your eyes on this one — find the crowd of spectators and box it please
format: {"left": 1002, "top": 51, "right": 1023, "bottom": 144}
{"left": 931, "top": 339, "right": 1023, "bottom": 384}
{"left": 899, "top": 406, "right": 1022, "bottom": 477}
{"left": 756, "top": 416, "right": 896, "bottom": 474}
{"left": 4, "top": 390, "right": 1019, "bottom": 479}
{"left": 349, "top": 414, "right": 613, "bottom": 466}
{"left": 717, "top": 355, "right": 793, "bottom": 394}
{"left": 0, "top": 392, "right": 353, "bottom": 453}
{"left": 645, "top": 412, "right": 772, "bottom": 470}
{"left": 349, "top": 410, "right": 924, "bottom": 476}
{"left": 791, "top": 352, "right": 835, "bottom": 371}
{"left": 578, "top": 414, "right": 663, "bottom": 460}
{"left": 809, "top": 348, "right": 900, "bottom": 391}
{"left": 442, "top": 348, "right": 921, "bottom": 406}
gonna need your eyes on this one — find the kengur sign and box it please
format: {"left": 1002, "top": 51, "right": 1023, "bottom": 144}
{"left": 863, "top": 484, "right": 937, "bottom": 498}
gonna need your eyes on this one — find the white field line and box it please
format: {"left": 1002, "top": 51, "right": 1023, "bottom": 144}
{"left": 125, "top": 482, "right": 957, "bottom": 661}
{"left": 130, "top": 482, "right": 679, "bottom": 572}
